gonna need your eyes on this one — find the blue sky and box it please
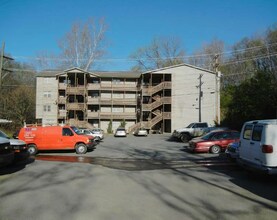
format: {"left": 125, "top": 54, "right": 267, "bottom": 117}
{"left": 0, "top": 0, "right": 276, "bottom": 70}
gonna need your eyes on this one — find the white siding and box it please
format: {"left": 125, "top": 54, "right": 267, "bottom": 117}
{"left": 152, "top": 65, "right": 216, "bottom": 131}
{"left": 36, "top": 77, "right": 58, "bottom": 125}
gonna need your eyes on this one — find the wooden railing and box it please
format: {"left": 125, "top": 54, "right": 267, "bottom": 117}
{"left": 66, "top": 103, "right": 85, "bottom": 110}
{"left": 57, "top": 96, "right": 66, "bottom": 104}
{"left": 66, "top": 86, "right": 86, "bottom": 94}
{"left": 142, "top": 82, "right": 172, "bottom": 95}
{"left": 99, "top": 112, "right": 136, "bottom": 119}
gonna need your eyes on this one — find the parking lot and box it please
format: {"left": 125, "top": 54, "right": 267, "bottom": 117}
{"left": 0, "top": 134, "right": 277, "bottom": 220}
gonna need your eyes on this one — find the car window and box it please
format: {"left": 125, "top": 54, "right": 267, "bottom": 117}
{"left": 243, "top": 125, "right": 252, "bottom": 140}
{"left": 0, "top": 130, "right": 9, "bottom": 139}
{"left": 63, "top": 128, "right": 73, "bottom": 136}
{"left": 231, "top": 132, "right": 240, "bottom": 139}
{"left": 202, "top": 132, "right": 215, "bottom": 140}
{"left": 212, "top": 132, "right": 231, "bottom": 140}
{"left": 252, "top": 125, "right": 263, "bottom": 141}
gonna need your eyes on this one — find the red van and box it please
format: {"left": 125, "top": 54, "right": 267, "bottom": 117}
{"left": 18, "top": 125, "right": 96, "bottom": 155}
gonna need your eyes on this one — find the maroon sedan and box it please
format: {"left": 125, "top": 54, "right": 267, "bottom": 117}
{"left": 188, "top": 130, "right": 240, "bottom": 154}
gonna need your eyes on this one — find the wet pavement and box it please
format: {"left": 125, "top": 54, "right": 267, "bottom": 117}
{"left": 35, "top": 154, "right": 240, "bottom": 171}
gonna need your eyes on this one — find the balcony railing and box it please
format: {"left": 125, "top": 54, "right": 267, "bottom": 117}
{"left": 66, "top": 103, "right": 85, "bottom": 110}
{"left": 142, "top": 82, "right": 172, "bottom": 95}
{"left": 57, "top": 96, "right": 66, "bottom": 104}
{"left": 66, "top": 86, "right": 86, "bottom": 95}
{"left": 99, "top": 112, "right": 136, "bottom": 119}
{"left": 87, "top": 111, "right": 100, "bottom": 118}
{"left": 58, "top": 110, "right": 67, "bottom": 118}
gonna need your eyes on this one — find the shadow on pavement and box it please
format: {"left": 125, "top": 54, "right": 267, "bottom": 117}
{"left": 0, "top": 157, "right": 35, "bottom": 176}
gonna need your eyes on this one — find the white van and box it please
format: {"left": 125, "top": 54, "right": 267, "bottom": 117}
{"left": 238, "top": 119, "right": 277, "bottom": 174}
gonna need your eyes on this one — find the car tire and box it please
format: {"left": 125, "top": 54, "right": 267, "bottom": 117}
{"left": 76, "top": 143, "right": 87, "bottom": 154}
{"left": 28, "top": 144, "right": 38, "bottom": 155}
{"left": 180, "top": 134, "right": 190, "bottom": 143}
{"left": 210, "top": 145, "right": 221, "bottom": 154}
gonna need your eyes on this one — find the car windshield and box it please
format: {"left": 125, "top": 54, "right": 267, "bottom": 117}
{"left": 0, "top": 130, "right": 9, "bottom": 139}
{"left": 71, "top": 126, "right": 82, "bottom": 135}
{"left": 186, "top": 123, "right": 194, "bottom": 128}
{"left": 117, "top": 128, "right": 125, "bottom": 131}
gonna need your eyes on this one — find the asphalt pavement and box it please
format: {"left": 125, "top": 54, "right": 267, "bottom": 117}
{"left": 0, "top": 134, "right": 276, "bottom": 220}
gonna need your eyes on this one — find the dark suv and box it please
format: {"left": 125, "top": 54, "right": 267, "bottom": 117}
{"left": 0, "top": 137, "right": 14, "bottom": 167}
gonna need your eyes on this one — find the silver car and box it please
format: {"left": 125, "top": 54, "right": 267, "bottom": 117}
{"left": 134, "top": 128, "right": 148, "bottom": 136}
{"left": 114, "top": 127, "right": 127, "bottom": 137}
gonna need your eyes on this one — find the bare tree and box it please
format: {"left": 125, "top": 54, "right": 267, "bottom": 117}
{"left": 58, "top": 18, "right": 108, "bottom": 71}
{"left": 130, "top": 36, "right": 186, "bottom": 71}
{"left": 189, "top": 38, "right": 225, "bottom": 70}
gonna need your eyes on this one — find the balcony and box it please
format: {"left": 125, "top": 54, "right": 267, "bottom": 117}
{"left": 67, "top": 103, "right": 85, "bottom": 110}
{"left": 99, "top": 112, "right": 137, "bottom": 120}
{"left": 58, "top": 110, "right": 67, "bottom": 118}
{"left": 57, "top": 96, "right": 66, "bottom": 104}
{"left": 66, "top": 86, "right": 86, "bottom": 95}
{"left": 87, "top": 83, "right": 101, "bottom": 90}
{"left": 100, "top": 84, "right": 139, "bottom": 91}
{"left": 87, "top": 111, "right": 100, "bottom": 118}
{"left": 58, "top": 83, "right": 67, "bottom": 90}
{"left": 87, "top": 97, "right": 100, "bottom": 104}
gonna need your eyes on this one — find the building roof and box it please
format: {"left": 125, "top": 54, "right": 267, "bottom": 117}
{"left": 36, "top": 67, "right": 141, "bottom": 79}
{"left": 143, "top": 63, "right": 216, "bottom": 75}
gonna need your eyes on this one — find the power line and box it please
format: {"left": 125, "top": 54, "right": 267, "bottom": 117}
{"left": 11, "top": 41, "right": 277, "bottom": 63}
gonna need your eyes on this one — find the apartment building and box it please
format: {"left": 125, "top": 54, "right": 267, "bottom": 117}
{"left": 36, "top": 64, "right": 219, "bottom": 133}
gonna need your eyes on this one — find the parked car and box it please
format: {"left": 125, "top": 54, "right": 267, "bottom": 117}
{"left": 0, "top": 137, "right": 14, "bottom": 167}
{"left": 90, "top": 128, "right": 104, "bottom": 140}
{"left": 188, "top": 130, "right": 240, "bottom": 154}
{"left": 172, "top": 122, "right": 209, "bottom": 142}
{"left": 18, "top": 125, "right": 96, "bottom": 155}
{"left": 134, "top": 128, "right": 148, "bottom": 136}
{"left": 79, "top": 128, "right": 101, "bottom": 142}
{"left": 225, "top": 141, "right": 240, "bottom": 160}
{"left": 114, "top": 127, "right": 127, "bottom": 137}
{"left": 0, "top": 130, "right": 29, "bottom": 162}
{"left": 238, "top": 119, "right": 277, "bottom": 175}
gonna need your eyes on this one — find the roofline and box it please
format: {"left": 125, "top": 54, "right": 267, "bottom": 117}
{"left": 143, "top": 63, "right": 216, "bottom": 74}
{"left": 55, "top": 67, "right": 100, "bottom": 77}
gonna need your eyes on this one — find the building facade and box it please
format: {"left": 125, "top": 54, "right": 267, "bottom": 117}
{"left": 36, "top": 64, "right": 219, "bottom": 133}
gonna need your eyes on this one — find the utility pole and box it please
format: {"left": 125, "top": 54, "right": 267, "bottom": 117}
{"left": 0, "top": 42, "right": 14, "bottom": 90}
{"left": 213, "top": 54, "right": 220, "bottom": 125}
{"left": 197, "top": 74, "right": 204, "bottom": 122}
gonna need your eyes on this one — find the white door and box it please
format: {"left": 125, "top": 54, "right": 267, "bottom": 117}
{"left": 250, "top": 124, "right": 264, "bottom": 166}
{"left": 240, "top": 124, "right": 253, "bottom": 162}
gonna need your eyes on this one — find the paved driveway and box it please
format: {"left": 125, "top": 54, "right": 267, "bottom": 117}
{"left": 0, "top": 134, "right": 276, "bottom": 220}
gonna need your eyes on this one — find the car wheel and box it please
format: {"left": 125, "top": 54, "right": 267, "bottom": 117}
{"left": 180, "top": 134, "right": 190, "bottom": 142}
{"left": 210, "top": 145, "right": 221, "bottom": 154}
{"left": 28, "top": 144, "right": 38, "bottom": 155}
{"left": 76, "top": 143, "right": 87, "bottom": 154}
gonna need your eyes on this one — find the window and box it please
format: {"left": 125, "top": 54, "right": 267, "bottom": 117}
{"left": 213, "top": 132, "right": 231, "bottom": 140}
{"left": 43, "top": 91, "right": 51, "bottom": 98}
{"left": 43, "top": 105, "right": 51, "bottom": 112}
{"left": 62, "top": 128, "right": 73, "bottom": 136}
{"left": 243, "top": 125, "right": 253, "bottom": 140}
{"left": 252, "top": 125, "right": 263, "bottom": 141}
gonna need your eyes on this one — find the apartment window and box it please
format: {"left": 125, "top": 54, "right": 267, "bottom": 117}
{"left": 43, "top": 105, "right": 51, "bottom": 112}
{"left": 43, "top": 91, "right": 51, "bottom": 98}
